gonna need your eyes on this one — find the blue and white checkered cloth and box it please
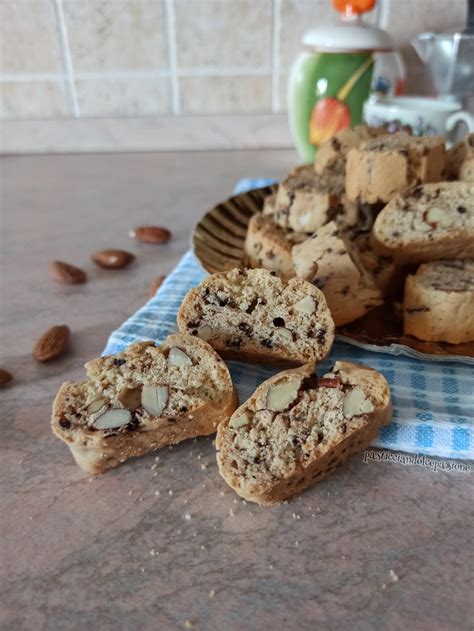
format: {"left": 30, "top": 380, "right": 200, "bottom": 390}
{"left": 105, "top": 179, "right": 474, "bottom": 461}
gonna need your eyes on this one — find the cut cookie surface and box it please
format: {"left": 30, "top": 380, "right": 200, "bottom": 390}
{"left": 346, "top": 132, "right": 446, "bottom": 204}
{"left": 292, "top": 222, "right": 383, "bottom": 326}
{"left": 177, "top": 268, "right": 335, "bottom": 365}
{"left": 51, "top": 334, "right": 238, "bottom": 473}
{"left": 371, "top": 181, "right": 474, "bottom": 264}
{"left": 244, "top": 212, "right": 306, "bottom": 278}
{"left": 216, "top": 361, "right": 392, "bottom": 505}
{"left": 271, "top": 164, "right": 357, "bottom": 233}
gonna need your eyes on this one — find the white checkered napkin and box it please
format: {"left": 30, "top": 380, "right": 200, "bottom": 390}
{"left": 104, "top": 179, "right": 474, "bottom": 461}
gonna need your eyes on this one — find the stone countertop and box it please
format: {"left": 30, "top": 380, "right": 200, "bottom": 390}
{"left": 1, "top": 151, "right": 472, "bottom": 630}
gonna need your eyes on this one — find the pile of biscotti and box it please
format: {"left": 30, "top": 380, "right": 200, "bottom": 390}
{"left": 52, "top": 268, "right": 392, "bottom": 505}
{"left": 245, "top": 127, "right": 474, "bottom": 344}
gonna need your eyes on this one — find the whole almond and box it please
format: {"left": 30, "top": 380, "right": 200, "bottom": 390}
{"left": 91, "top": 249, "right": 135, "bottom": 269}
{"left": 149, "top": 274, "right": 166, "bottom": 297}
{"left": 129, "top": 226, "right": 171, "bottom": 244}
{"left": 50, "top": 260, "right": 87, "bottom": 285}
{"left": 0, "top": 368, "right": 13, "bottom": 387}
{"left": 34, "top": 325, "right": 70, "bottom": 362}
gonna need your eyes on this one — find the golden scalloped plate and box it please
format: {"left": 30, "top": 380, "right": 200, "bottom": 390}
{"left": 192, "top": 185, "right": 474, "bottom": 363}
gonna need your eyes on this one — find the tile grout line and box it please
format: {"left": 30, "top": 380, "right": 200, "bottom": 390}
{"left": 271, "top": 0, "right": 282, "bottom": 114}
{"left": 164, "top": 0, "right": 180, "bottom": 115}
{"left": 52, "top": 0, "right": 80, "bottom": 117}
{"left": 0, "top": 67, "right": 274, "bottom": 83}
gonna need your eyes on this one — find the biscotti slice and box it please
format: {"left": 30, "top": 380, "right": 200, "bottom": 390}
{"left": 403, "top": 260, "right": 474, "bottom": 343}
{"left": 244, "top": 212, "right": 307, "bottom": 278}
{"left": 216, "top": 361, "right": 391, "bottom": 505}
{"left": 177, "top": 268, "right": 335, "bottom": 365}
{"left": 446, "top": 133, "right": 474, "bottom": 182}
{"left": 292, "top": 222, "right": 383, "bottom": 326}
{"left": 51, "top": 335, "right": 238, "bottom": 474}
{"left": 371, "top": 181, "right": 474, "bottom": 264}
{"left": 346, "top": 132, "right": 446, "bottom": 204}
{"left": 315, "top": 124, "right": 387, "bottom": 176}
{"left": 350, "top": 232, "right": 398, "bottom": 296}
{"left": 273, "top": 164, "right": 357, "bottom": 233}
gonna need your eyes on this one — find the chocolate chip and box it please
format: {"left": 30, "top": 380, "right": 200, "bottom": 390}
{"left": 187, "top": 320, "right": 201, "bottom": 329}
{"left": 301, "top": 375, "right": 318, "bottom": 391}
{"left": 317, "top": 432, "right": 324, "bottom": 443}
{"left": 270, "top": 271, "right": 277, "bottom": 276}
{"left": 331, "top": 138, "right": 341, "bottom": 151}
{"left": 126, "top": 415, "right": 140, "bottom": 432}
{"left": 59, "top": 418, "right": 71, "bottom": 429}
{"left": 315, "top": 278, "right": 326, "bottom": 289}
{"left": 246, "top": 298, "right": 258, "bottom": 314}
{"left": 392, "top": 231, "right": 401, "bottom": 238}
{"left": 457, "top": 206, "right": 466, "bottom": 214}
{"left": 218, "top": 295, "right": 229, "bottom": 306}
{"left": 411, "top": 186, "right": 423, "bottom": 200}
{"left": 340, "top": 286, "right": 349, "bottom": 296}
{"left": 238, "top": 322, "right": 252, "bottom": 335}
{"left": 180, "top": 406, "right": 188, "bottom": 413}
{"left": 113, "top": 358, "right": 126, "bottom": 367}
{"left": 261, "top": 338, "right": 273, "bottom": 348}
{"left": 273, "top": 317, "right": 285, "bottom": 327}
{"left": 228, "top": 338, "right": 242, "bottom": 348}
{"left": 316, "top": 329, "right": 326, "bottom": 344}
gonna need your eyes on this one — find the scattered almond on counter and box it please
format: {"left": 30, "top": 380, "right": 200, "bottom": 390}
{"left": 91, "top": 249, "right": 135, "bottom": 269}
{"left": 129, "top": 226, "right": 171, "bottom": 244}
{"left": 50, "top": 260, "right": 87, "bottom": 285}
{"left": 149, "top": 274, "right": 166, "bottom": 297}
{"left": 0, "top": 368, "right": 13, "bottom": 387}
{"left": 34, "top": 325, "right": 71, "bottom": 362}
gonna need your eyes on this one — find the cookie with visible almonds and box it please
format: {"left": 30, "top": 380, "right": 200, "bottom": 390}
{"left": 177, "top": 268, "right": 335, "bottom": 365}
{"left": 371, "top": 182, "right": 474, "bottom": 264}
{"left": 51, "top": 334, "right": 238, "bottom": 474}
{"left": 216, "top": 361, "right": 391, "bottom": 505}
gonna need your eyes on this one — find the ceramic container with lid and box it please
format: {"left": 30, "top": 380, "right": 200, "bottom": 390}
{"left": 288, "top": 0, "right": 405, "bottom": 162}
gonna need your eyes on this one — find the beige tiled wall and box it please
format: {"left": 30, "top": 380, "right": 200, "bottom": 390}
{"left": 0, "top": 0, "right": 468, "bottom": 120}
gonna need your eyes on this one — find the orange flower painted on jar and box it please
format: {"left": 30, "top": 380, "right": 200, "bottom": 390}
{"left": 309, "top": 97, "right": 351, "bottom": 146}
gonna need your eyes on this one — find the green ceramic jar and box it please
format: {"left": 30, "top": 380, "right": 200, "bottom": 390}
{"left": 288, "top": 11, "right": 405, "bottom": 162}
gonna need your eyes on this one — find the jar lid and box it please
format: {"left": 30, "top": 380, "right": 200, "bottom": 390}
{"left": 302, "top": 18, "right": 394, "bottom": 52}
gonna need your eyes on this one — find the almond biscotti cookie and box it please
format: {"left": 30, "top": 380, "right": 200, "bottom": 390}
{"left": 244, "top": 212, "right": 307, "bottom": 278}
{"left": 315, "top": 124, "right": 387, "bottom": 176}
{"left": 403, "top": 260, "right": 474, "bottom": 344}
{"left": 371, "top": 181, "right": 474, "bottom": 263}
{"left": 51, "top": 335, "right": 238, "bottom": 474}
{"left": 346, "top": 132, "right": 446, "bottom": 204}
{"left": 446, "top": 133, "right": 474, "bottom": 182}
{"left": 216, "top": 361, "right": 391, "bottom": 505}
{"left": 292, "top": 222, "right": 383, "bottom": 326}
{"left": 272, "top": 164, "right": 357, "bottom": 233}
{"left": 177, "top": 268, "right": 335, "bottom": 365}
